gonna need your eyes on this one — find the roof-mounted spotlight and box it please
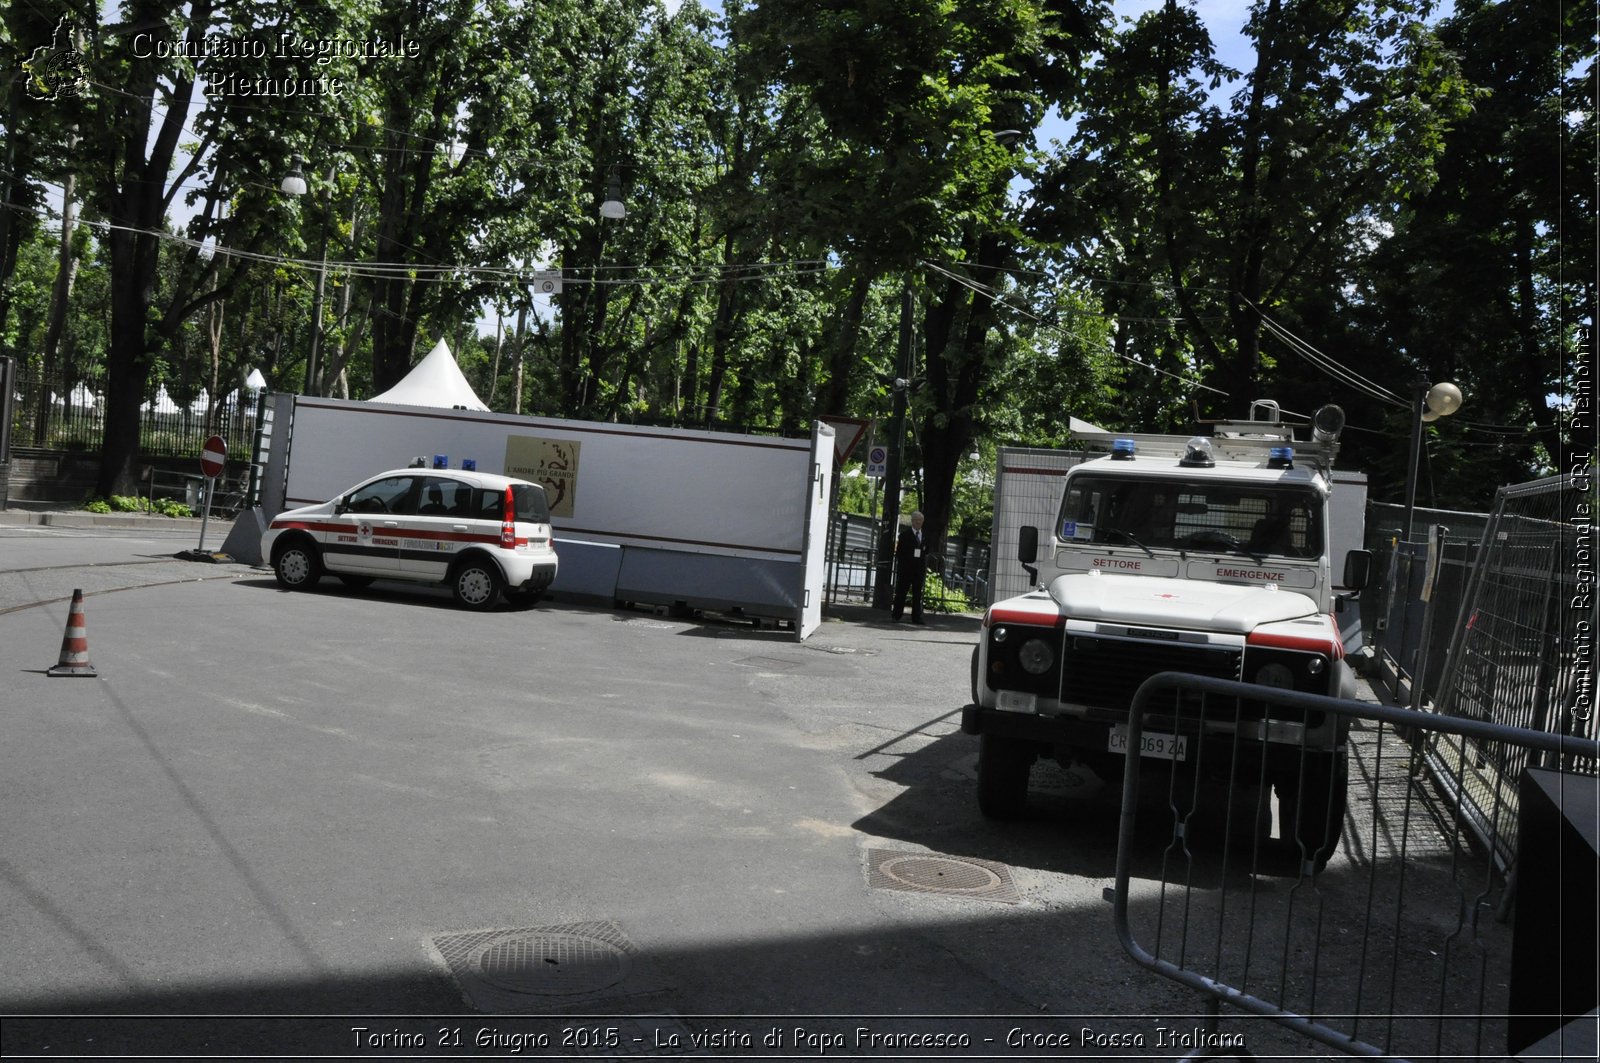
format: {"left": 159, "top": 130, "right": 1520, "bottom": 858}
{"left": 1312, "top": 404, "right": 1346, "bottom": 444}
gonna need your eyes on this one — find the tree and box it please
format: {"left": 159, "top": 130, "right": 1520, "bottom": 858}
{"left": 54, "top": 0, "right": 351, "bottom": 495}
{"left": 735, "top": 0, "right": 1109, "bottom": 561}
{"left": 1338, "top": 0, "right": 1593, "bottom": 504}
{"left": 1059, "top": 0, "right": 1471, "bottom": 419}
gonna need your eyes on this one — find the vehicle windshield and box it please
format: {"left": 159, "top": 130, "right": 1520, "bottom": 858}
{"left": 1056, "top": 474, "right": 1323, "bottom": 560}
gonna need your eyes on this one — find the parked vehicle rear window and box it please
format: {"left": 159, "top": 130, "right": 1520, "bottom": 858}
{"left": 470, "top": 484, "right": 550, "bottom": 523}
{"left": 511, "top": 483, "right": 551, "bottom": 523}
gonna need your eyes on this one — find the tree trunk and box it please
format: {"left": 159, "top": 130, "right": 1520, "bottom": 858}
{"left": 819, "top": 269, "right": 873, "bottom": 416}
{"left": 35, "top": 165, "right": 80, "bottom": 445}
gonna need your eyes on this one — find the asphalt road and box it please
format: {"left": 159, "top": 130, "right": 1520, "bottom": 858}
{"left": 0, "top": 519, "right": 1358, "bottom": 1059}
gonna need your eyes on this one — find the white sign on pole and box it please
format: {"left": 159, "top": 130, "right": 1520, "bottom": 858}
{"left": 866, "top": 445, "right": 888, "bottom": 479}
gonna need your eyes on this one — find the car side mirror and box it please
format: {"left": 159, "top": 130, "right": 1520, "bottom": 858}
{"left": 1018, "top": 525, "right": 1039, "bottom": 565}
{"left": 1343, "top": 549, "right": 1372, "bottom": 591}
{"left": 1018, "top": 525, "right": 1040, "bottom": 585}
{"left": 334, "top": 496, "right": 349, "bottom": 515}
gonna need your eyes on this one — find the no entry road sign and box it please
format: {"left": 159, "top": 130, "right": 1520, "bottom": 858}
{"left": 200, "top": 435, "right": 227, "bottom": 479}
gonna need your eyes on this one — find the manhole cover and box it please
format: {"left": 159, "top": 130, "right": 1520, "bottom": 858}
{"left": 865, "top": 848, "right": 1021, "bottom": 903}
{"left": 472, "top": 932, "right": 631, "bottom": 995}
{"left": 430, "top": 920, "right": 669, "bottom": 1011}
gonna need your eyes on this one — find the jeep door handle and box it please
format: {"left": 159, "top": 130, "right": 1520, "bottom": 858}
{"left": 452, "top": 525, "right": 468, "bottom": 532}
{"left": 381, "top": 521, "right": 399, "bottom": 527}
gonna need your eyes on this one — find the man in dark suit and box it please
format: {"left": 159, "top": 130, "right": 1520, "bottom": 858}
{"left": 893, "top": 510, "right": 928, "bottom": 624}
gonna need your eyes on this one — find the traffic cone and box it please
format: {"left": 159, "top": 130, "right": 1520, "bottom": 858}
{"left": 47, "top": 589, "right": 97, "bottom": 678}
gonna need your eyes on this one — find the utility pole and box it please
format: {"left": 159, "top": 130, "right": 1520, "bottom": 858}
{"left": 872, "top": 285, "right": 914, "bottom": 609}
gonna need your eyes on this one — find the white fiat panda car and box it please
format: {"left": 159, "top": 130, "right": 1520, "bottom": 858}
{"left": 262, "top": 469, "right": 559, "bottom": 610}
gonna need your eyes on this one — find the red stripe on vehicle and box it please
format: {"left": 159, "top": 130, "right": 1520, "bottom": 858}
{"left": 268, "top": 520, "right": 346, "bottom": 533}
{"left": 985, "top": 608, "right": 1065, "bottom": 629}
{"left": 1247, "top": 626, "right": 1344, "bottom": 658}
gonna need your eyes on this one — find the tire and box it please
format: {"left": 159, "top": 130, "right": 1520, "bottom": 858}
{"left": 1274, "top": 751, "right": 1348, "bottom": 873}
{"left": 977, "top": 732, "right": 1033, "bottom": 819}
{"left": 336, "top": 574, "right": 374, "bottom": 590}
{"left": 273, "top": 538, "right": 323, "bottom": 590}
{"left": 451, "top": 558, "right": 504, "bottom": 611}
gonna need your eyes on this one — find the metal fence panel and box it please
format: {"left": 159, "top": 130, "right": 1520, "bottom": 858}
{"left": 1112, "top": 672, "right": 1600, "bottom": 1061}
{"left": 989, "top": 448, "right": 1088, "bottom": 606}
{"left": 1421, "top": 474, "right": 1598, "bottom": 869}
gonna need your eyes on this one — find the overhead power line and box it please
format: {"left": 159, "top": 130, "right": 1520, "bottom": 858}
{"left": 0, "top": 199, "right": 828, "bottom": 288}
{"left": 919, "top": 258, "right": 1230, "bottom": 397}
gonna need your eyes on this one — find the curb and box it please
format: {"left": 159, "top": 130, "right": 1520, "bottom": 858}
{"left": 0, "top": 510, "right": 206, "bottom": 531}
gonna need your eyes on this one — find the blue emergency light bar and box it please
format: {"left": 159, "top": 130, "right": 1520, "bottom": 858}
{"left": 1111, "top": 438, "right": 1137, "bottom": 460}
{"left": 461, "top": 458, "right": 476, "bottom": 471}
{"left": 433, "top": 454, "right": 448, "bottom": 469}
{"left": 1268, "top": 446, "right": 1294, "bottom": 469}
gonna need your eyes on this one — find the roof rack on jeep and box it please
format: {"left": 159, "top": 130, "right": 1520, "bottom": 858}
{"left": 1071, "top": 402, "right": 1344, "bottom": 473}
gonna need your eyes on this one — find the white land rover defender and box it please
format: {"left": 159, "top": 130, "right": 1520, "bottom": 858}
{"left": 963, "top": 402, "right": 1372, "bottom": 866}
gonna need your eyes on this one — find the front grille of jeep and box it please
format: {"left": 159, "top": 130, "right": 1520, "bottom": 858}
{"left": 1061, "top": 635, "right": 1242, "bottom": 710}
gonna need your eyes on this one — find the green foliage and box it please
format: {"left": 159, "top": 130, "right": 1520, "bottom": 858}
{"left": 835, "top": 465, "right": 883, "bottom": 517}
{"left": 923, "top": 569, "right": 971, "bottom": 614}
{"left": 84, "top": 495, "right": 194, "bottom": 519}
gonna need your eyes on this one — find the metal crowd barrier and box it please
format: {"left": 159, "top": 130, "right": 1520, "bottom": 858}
{"left": 1112, "top": 672, "right": 1600, "bottom": 1062}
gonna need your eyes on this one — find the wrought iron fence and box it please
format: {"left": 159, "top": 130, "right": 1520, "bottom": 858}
{"left": 823, "top": 511, "right": 989, "bottom": 612}
{"left": 6, "top": 362, "right": 263, "bottom": 461}
{"left": 1112, "top": 672, "right": 1600, "bottom": 1061}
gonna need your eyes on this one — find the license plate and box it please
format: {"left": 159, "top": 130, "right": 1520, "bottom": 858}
{"left": 1109, "top": 724, "right": 1188, "bottom": 762}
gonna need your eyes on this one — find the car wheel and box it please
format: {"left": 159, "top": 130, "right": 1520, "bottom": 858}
{"left": 273, "top": 539, "right": 323, "bottom": 590}
{"left": 452, "top": 558, "right": 503, "bottom": 610}
{"left": 336, "top": 574, "right": 374, "bottom": 590}
{"left": 977, "top": 732, "right": 1033, "bottom": 820}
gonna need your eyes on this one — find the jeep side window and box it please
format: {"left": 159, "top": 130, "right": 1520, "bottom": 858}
{"left": 346, "top": 476, "right": 416, "bottom": 515}
{"left": 413, "top": 476, "right": 453, "bottom": 516}
{"left": 470, "top": 489, "right": 502, "bottom": 521}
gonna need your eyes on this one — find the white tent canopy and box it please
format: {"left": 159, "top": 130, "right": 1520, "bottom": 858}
{"left": 366, "top": 339, "right": 488, "bottom": 411}
{"left": 141, "top": 384, "right": 181, "bottom": 414}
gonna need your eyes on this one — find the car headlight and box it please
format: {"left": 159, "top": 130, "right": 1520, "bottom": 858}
{"left": 1254, "top": 662, "right": 1295, "bottom": 689}
{"left": 1019, "top": 638, "right": 1055, "bottom": 675}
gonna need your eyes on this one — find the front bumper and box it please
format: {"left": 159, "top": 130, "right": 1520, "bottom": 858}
{"left": 961, "top": 702, "right": 1341, "bottom": 775}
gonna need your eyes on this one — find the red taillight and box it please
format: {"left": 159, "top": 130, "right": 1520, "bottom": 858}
{"left": 501, "top": 485, "right": 516, "bottom": 547}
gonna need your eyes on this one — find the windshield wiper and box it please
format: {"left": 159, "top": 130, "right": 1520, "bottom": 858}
{"left": 1106, "top": 529, "right": 1156, "bottom": 558}
{"left": 1182, "top": 530, "right": 1267, "bottom": 564}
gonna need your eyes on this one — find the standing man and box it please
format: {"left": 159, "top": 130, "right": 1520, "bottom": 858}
{"left": 893, "top": 510, "right": 928, "bottom": 624}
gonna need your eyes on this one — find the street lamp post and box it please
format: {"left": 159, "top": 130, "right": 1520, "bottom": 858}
{"left": 1395, "top": 378, "right": 1462, "bottom": 706}
{"left": 1401, "top": 379, "right": 1464, "bottom": 543}
{"left": 281, "top": 155, "right": 331, "bottom": 396}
